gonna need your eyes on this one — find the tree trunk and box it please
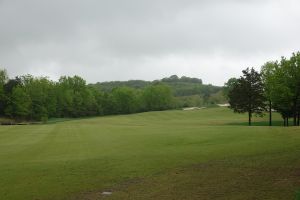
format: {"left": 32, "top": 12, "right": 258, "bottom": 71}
{"left": 269, "top": 100, "right": 272, "bottom": 126}
{"left": 297, "top": 112, "right": 300, "bottom": 126}
{"left": 287, "top": 117, "right": 289, "bottom": 127}
{"left": 248, "top": 111, "right": 252, "bottom": 126}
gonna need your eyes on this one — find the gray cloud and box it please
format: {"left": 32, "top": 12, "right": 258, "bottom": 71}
{"left": 1, "top": 0, "right": 300, "bottom": 85}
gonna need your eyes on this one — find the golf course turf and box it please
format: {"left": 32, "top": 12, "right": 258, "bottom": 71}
{"left": 0, "top": 108, "right": 300, "bottom": 199}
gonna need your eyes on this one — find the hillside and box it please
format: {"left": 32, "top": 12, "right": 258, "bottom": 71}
{"left": 90, "top": 75, "right": 227, "bottom": 106}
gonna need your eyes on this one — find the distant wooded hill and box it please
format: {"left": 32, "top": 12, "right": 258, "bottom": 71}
{"left": 90, "top": 75, "right": 227, "bottom": 107}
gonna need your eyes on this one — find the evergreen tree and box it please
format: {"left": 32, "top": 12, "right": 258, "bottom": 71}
{"left": 228, "top": 68, "right": 266, "bottom": 126}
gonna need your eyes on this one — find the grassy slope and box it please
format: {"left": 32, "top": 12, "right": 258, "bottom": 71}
{"left": 0, "top": 108, "right": 299, "bottom": 200}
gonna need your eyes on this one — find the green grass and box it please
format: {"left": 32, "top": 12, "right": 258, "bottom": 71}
{"left": 0, "top": 108, "right": 299, "bottom": 200}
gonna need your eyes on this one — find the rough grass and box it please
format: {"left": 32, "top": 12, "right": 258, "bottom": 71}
{"left": 0, "top": 108, "right": 299, "bottom": 200}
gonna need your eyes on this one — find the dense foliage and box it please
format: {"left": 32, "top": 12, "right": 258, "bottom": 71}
{"left": 226, "top": 51, "right": 300, "bottom": 126}
{"left": 260, "top": 53, "right": 300, "bottom": 126}
{"left": 1, "top": 71, "right": 226, "bottom": 122}
{"left": 0, "top": 70, "right": 181, "bottom": 122}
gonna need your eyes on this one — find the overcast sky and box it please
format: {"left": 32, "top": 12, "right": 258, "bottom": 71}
{"left": 0, "top": 0, "right": 300, "bottom": 86}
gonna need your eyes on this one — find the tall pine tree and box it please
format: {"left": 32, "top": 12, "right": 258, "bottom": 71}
{"left": 228, "top": 68, "right": 266, "bottom": 126}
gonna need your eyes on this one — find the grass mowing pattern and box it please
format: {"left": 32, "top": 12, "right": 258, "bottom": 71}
{"left": 0, "top": 108, "right": 299, "bottom": 199}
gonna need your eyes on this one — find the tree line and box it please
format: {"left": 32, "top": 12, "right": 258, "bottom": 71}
{"left": 226, "top": 52, "right": 300, "bottom": 126}
{"left": 91, "top": 75, "right": 225, "bottom": 106}
{"left": 0, "top": 71, "right": 175, "bottom": 122}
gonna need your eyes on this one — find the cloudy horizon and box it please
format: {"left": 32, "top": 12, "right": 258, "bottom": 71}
{"left": 1, "top": 0, "right": 300, "bottom": 86}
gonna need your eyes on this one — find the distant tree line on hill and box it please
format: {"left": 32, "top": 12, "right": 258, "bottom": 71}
{"left": 91, "top": 75, "right": 204, "bottom": 93}
{"left": 0, "top": 71, "right": 225, "bottom": 122}
{"left": 161, "top": 75, "right": 203, "bottom": 84}
{"left": 226, "top": 52, "right": 300, "bottom": 126}
{"left": 91, "top": 75, "right": 226, "bottom": 107}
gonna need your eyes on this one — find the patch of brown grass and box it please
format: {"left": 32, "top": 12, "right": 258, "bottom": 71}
{"left": 80, "top": 160, "right": 300, "bottom": 200}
